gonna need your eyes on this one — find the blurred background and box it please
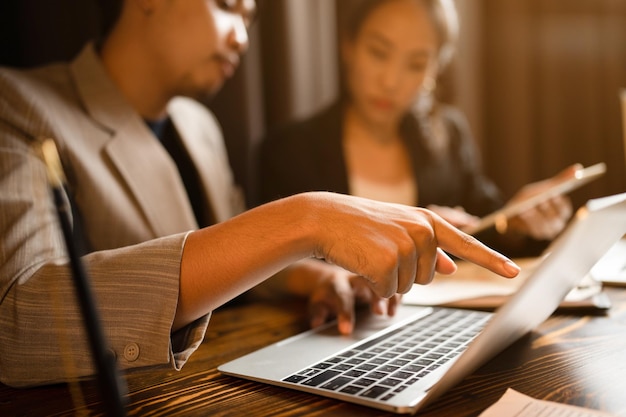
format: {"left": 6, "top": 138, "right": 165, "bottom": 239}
{"left": 1, "top": 0, "right": 625, "bottom": 211}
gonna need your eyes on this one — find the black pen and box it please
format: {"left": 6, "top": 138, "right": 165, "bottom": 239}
{"left": 41, "top": 138, "right": 128, "bottom": 417}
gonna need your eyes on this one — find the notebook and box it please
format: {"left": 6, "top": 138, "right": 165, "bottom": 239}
{"left": 218, "top": 192, "right": 626, "bottom": 414}
{"left": 590, "top": 237, "right": 626, "bottom": 287}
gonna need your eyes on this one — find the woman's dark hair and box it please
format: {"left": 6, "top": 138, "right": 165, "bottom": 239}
{"left": 343, "top": 0, "right": 458, "bottom": 71}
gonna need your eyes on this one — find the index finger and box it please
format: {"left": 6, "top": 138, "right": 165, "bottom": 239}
{"left": 433, "top": 215, "right": 521, "bottom": 278}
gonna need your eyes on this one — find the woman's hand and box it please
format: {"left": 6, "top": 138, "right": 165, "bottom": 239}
{"left": 506, "top": 164, "right": 578, "bottom": 240}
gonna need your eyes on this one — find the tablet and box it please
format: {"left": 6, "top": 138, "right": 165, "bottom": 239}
{"left": 462, "top": 162, "right": 607, "bottom": 235}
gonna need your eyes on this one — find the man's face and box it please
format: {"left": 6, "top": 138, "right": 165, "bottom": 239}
{"left": 147, "top": 0, "right": 257, "bottom": 100}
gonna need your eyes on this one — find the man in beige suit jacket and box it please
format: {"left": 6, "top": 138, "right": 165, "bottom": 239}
{"left": 0, "top": 0, "right": 520, "bottom": 388}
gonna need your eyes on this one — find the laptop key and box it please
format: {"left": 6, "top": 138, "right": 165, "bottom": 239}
{"left": 302, "top": 370, "right": 342, "bottom": 387}
{"left": 354, "top": 377, "right": 376, "bottom": 387}
{"left": 403, "top": 364, "right": 424, "bottom": 373}
{"left": 379, "top": 365, "right": 400, "bottom": 373}
{"left": 340, "top": 385, "right": 363, "bottom": 395}
{"left": 331, "top": 363, "right": 353, "bottom": 372}
{"left": 356, "top": 363, "right": 377, "bottom": 371}
{"left": 312, "top": 362, "right": 333, "bottom": 370}
{"left": 284, "top": 374, "right": 307, "bottom": 383}
{"left": 367, "top": 371, "right": 389, "bottom": 380}
{"left": 380, "top": 378, "right": 402, "bottom": 387}
{"left": 321, "top": 376, "right": 353, "bottom": 391}
{"left": 391, "top": 371, "right": 414, "bottom": 380}
{"left": 360, "top": 385, "right": 390, "bottom": 399}
{"left": 344, "top": 369, "right": 367, "bottom": 378}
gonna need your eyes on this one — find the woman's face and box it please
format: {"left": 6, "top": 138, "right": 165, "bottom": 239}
{"left": 343, "top": 0, "right": 439, "bottom": 129}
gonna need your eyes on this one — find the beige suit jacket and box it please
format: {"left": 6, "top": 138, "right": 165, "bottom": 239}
{"left": 0, "top": 44, "right": 244, "bottom": 387}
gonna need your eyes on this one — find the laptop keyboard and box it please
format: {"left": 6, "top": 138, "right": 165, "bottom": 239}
{"left": 282, "top": 308, "right": 490, "bottom": 402}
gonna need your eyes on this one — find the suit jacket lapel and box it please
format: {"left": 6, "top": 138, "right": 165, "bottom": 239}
{"left": 169, "top": 98, "right": 242, "bottom": 223}
{"left": 70, "top": 44, "right": 198, "bottom": 237}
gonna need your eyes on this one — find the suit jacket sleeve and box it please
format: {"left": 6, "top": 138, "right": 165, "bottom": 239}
{"left": 0, "top": 57, "right": 210, "bottom": 387}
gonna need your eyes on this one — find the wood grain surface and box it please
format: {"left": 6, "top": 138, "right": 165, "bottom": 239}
{"left": 2, "top": 289, "right": 626, "bottom": 417}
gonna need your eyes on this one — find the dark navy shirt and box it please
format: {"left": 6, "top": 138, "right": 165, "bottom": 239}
{"left": 146, "top": 118, "right": 208, "bottom": 228}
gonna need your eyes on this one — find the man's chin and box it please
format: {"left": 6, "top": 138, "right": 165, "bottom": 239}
{"left": 188, "top": 84, "right": 222, "bottom": 103}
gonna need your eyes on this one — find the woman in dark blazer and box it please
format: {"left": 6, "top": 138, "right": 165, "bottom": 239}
{"left": 259, "top": 0, "right": 576, "bottom": 256}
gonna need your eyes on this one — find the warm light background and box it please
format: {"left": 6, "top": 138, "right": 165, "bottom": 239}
{"left": 1, "top": 0, "right": 625, "bottom": 211}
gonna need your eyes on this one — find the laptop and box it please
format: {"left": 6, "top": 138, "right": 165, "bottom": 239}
{"left": 218, "top": 192, "right": 626, "bottom": 414}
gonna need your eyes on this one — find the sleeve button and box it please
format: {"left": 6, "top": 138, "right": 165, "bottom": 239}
{"left": 123, "top": 343, "right": 140, "bottom": 362}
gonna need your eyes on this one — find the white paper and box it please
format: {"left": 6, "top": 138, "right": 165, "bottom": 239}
{"left": 403, "top": 257, "right": 602, "bottom": 309}
{"left": 479, "top": 388, "right": 617, "bottom": 417}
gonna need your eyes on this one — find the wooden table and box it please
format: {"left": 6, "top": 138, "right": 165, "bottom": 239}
{"left": 2, "top": 288, "right": 626, "bottom": 416}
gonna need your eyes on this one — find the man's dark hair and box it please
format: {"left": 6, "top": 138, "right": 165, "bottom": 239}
{"left": 97, "top": 0, "right": 124, "bottom": 40}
